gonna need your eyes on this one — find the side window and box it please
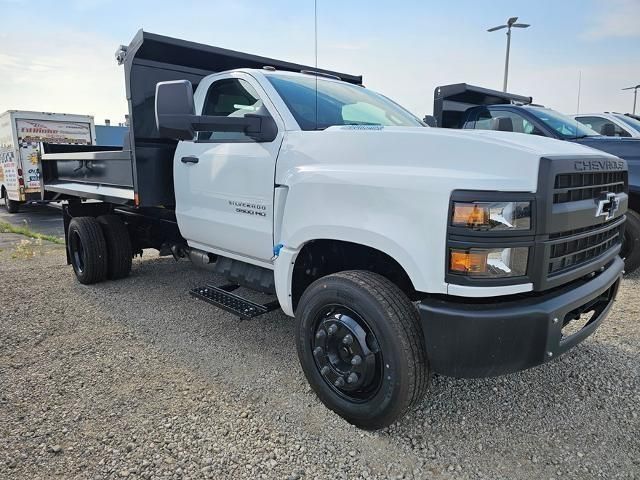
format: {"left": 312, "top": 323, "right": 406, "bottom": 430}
{"left": 473, "top": 110, "right": 544, "bottom": 135}
{"left": 576, "top": 116, "right": 630, "bottom": 137}
{"left": 575, "top": 116, "right": 607, "bottom": 134}
{"left": 198, "top": 78, "right": 263, "bottom": 142}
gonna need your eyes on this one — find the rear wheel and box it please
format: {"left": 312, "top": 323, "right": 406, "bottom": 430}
{"left": 622, "top": 209, "right": 640, "bottom": 274}
{"left": 296, "top": 270, "right": 429, "bottom": 430}
{"left": 67, "top": 217, "right": 108, "bottom": 284}
{"left": 97, "top": 215, "right": 132, "bottom": 280}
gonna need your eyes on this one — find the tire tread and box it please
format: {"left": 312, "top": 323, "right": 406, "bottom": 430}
{"left": 334, "top": 271, "right": 429, "bottom": 416}
{"left": 97, "top": 215, "right": 132, "bottom": 280}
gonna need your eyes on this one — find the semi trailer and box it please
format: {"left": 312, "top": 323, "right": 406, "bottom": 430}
{"left": 40, "top": 31, "right": 628, "bottom": 429}
{"left": 0, "top": 110, "right": 95, "bottom": 213}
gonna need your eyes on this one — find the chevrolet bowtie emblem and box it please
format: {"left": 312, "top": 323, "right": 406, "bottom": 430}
{"left": 595, "top": 192, "right": 620, "bottom": 221}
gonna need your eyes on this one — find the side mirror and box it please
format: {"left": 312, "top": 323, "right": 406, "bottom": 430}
{"left": 155, "top": 80, "right": 278, "bottom": 143}
{"left": 244, "top": 105, "right": 278, "bottom": 142}
{"left": 155, "top": 80, "right": 196, "bottom": 140}
{"left": 423, "top": 115, "right": 437, "bottom": 127}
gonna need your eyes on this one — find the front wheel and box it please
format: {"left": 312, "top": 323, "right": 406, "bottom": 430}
{"left": 621, "top": 209, "right": 640, "bottom": 274}
{"left": 296, "top": 270, "right": 429, "bottom": 430}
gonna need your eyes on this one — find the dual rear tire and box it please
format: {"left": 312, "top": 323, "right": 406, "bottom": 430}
{"left": 67, "top": 215, "right": 132, "bottom": 284}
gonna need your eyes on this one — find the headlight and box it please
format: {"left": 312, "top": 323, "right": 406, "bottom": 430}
{"left": 449, "top": 247, "right": 529, "bottom": 278}
{"left": 451, "top": 201, "right": 531, "bottom": 231}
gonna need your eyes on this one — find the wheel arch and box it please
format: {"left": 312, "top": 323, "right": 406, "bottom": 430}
{"left": 276, "top": 237, "right": 420, "bottom": 316}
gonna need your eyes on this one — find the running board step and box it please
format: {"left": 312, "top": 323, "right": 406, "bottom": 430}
{"left": 190, "top": 284, "right": 280, "bottom": 320}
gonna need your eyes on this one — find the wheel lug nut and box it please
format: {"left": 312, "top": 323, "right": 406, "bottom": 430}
{"left": 334, "top": 377, "right": 345, "bottom": 388}
{"left": 342, "top": 334, "right": 353, "bottom": 346}
{"left": 351, "top": 355, "right": 362, "bottom": 366}
{"left": 313, "top": 346, "right": 323, "bottom": 357}
{"left": 327, "top": 324, "right": 337, "bottom": 336}
{"left": 320, "top": 366, "right": 330, "bottom": 376}
{"left": 347, "top": 372, "right": 358, "bottom": 384}
{"left": 315, "top": 329, "right": 327, "bottom": 341}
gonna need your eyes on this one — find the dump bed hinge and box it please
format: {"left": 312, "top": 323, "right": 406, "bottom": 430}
{"left": 189, "top": 284, "right": 280, "bottom": 320}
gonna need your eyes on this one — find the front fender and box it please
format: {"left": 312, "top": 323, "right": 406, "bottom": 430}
{"left": 274, "top": 166, "right": 454, "bottom": 307}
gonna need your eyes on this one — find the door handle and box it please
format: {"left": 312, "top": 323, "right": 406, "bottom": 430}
{"left": 181, "top": 156, "right": 199, "bottom": 164}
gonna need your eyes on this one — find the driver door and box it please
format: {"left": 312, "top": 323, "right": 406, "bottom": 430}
{"left": 173, "top": 72, "right": 284, "bottom": 263}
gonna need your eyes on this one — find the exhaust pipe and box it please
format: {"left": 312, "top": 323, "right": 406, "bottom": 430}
{"left": 187, "top": 248, "right": 217, "bottom": 268}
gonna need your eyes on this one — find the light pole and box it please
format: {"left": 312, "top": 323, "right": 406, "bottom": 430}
{"left": 622, "top": 85, "right": 640, "bottom": 115}
{"left": 488, "top": 17, "right": 530, "bottom": 92}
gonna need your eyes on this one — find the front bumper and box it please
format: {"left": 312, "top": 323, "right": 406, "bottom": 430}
{"left": 418, "top": 256, "right": 623, "bottom": 378}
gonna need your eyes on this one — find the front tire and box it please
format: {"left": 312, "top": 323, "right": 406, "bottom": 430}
{"left": 67, "top": 217, "right": 108, "bottom": 284}
{"left": 296, "top": 270, "right": 429, "bottom": 430}
{"left": 622, "top": 209, "right": 640, "bottom": 274}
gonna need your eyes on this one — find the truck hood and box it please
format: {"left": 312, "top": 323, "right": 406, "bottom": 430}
{"left": 571, "top": 136, "right": 640, "bottom": 163}
{"left": 277, "top": 125, "right": 613, "bottom": 194}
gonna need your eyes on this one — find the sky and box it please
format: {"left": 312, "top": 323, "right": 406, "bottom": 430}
{"left": 0, "top": 0, "right": 638, "bottom": 124}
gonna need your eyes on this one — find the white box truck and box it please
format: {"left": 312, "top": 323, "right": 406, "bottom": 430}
{"left": 0, "top": 111, "right": 95, "bottom": 213}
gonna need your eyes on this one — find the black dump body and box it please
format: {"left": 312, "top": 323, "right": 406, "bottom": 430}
{"left": 41, "top": 30, "right": 362, "bottom": 207}
{"left": 433, "top": 83, "right": 532, "bottom": 129}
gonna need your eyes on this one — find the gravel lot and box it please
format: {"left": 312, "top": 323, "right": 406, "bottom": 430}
{"left": 1, "top": 233, "right": 638, "bottom": 479}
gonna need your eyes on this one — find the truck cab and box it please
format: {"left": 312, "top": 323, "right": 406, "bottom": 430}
{"left": 39, "top": 32, "right": 628, "bottom": 430}
{"left": 433, "top": 83, "right": 640, "bottom": 274}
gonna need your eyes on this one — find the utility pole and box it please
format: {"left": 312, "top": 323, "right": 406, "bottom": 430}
{"left": 488, "top": 17, "right": 530, "bottom": 92}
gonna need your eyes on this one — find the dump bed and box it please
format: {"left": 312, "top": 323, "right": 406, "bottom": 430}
{"left": 41, "top": 30, "right": 362, "bottom": 207}
{"left": 433, "top": 83, "right": 532, "bottom": 129}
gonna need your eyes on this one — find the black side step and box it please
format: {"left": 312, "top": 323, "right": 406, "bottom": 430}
{"left": 190, "top": 284, "right": 280, "bottom": 320}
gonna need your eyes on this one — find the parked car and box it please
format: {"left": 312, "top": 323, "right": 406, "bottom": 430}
{"left": 431, "top": 83, "right": 640, "bottom": 274}
{"left": 571, "top": 112, "right": 640, "bottom": 138}
{"left": 39, "top": 32, "right": 627, "bottom": 429}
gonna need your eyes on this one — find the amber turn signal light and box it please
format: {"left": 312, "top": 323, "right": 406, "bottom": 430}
{"left": 450, "top": 250, "right": 488, "bottom": 273}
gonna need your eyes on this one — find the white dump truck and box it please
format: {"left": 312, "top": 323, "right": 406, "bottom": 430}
{"left": 0, "top": 110, "right": 95, "bottom": 213}
{"left": 39, "top": 31, "right": 628, "bottom": 429}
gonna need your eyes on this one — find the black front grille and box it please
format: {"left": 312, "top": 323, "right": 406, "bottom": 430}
{"left": 553, "top": 171, "right": 627, "bottom": 204}
{"left": 548, "top": 221, "right": 623, "bottom": 275}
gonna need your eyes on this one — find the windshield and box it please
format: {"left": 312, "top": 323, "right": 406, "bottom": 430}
{"left": 266, "top": 73, "right": 424, "bottom": 130}
{"left": 527, "top": 107, "right": 599, "bottom": 139}
{"left": 614, "top": 114, "right": 640, "bottom": 132}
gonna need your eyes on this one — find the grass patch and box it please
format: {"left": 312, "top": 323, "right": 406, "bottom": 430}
{"left": 0, "top": 221, "right": 64, "bottom": 244}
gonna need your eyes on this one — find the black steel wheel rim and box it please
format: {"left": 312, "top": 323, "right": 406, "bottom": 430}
{"left": 70, "top": 231, "right": 85, "bottom": 274}
{"left": 311, "top": 305, "right": 383, "bottom": 403}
